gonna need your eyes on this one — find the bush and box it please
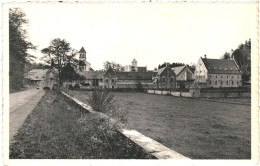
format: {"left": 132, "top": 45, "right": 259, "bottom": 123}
{"left": 88, "top": 88, "right": 114, "bottom": 113}
{"left": 68, "top": 84, "right": 74, "bottom": 90}
{"left": 74, "top": 84, "right": 80, "bottom": 90}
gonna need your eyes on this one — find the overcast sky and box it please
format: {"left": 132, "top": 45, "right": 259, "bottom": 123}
{"left": 11, "top": 2, "right": 257, "bottom": 70}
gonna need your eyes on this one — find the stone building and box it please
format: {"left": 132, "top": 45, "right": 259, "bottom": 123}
{"left": 102, "top": 66, "right": 153, "bottom": 89}
{"left": 78, "top": 70, "right": 105, "bottom": 87}
{"left": 171, "top": 65, "right": 195, "bottom": 89}
{"left": 153, "top": 64, "right": 177, "bottom": 89}
{"left": 195, "top": 55, "right": 242, "bottom": 88}
{"left": 26, "top": 68, "right": 58, "bottom": 89}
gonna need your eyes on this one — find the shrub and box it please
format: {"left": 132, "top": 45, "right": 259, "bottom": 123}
{"left": 68, "top": 84, "right": 74, "bottom": 90}
{"left": 88, "top": 88, "right": 114, "bottom": 113}
{"left": 74, "top": 84, "right": 80, "bottom": 90}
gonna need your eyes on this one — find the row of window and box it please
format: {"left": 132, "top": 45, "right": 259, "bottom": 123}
{"left": 209, "top": 75, "right": 240, "bottom": 79}
{"left": 161, "top": 77, "right": 175, "bottom": 82}
{"left": 209, "top": 80, "right": 240, "bottom": 85}
{"left": 196, "top": 75, "right": 240, "bottom": 80}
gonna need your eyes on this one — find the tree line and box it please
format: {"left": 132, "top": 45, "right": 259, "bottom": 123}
{"left": 221, "top": 39, "right": 251, "bottom": 81}
{"left": 9, "top": 8, "right": 36, "bottom": 90}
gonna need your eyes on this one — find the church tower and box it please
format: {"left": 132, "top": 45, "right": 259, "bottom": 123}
{"left": 79, "top": 47, "right": 86, "bottom": 61}
{"left": 131, "top": 58, "right": 137, "bottom": 71}
{"left": 78, "top": 47, "right": 91, "bottom": 71}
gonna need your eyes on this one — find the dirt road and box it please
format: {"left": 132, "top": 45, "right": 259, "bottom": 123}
{"left": 9, "top": 89, "right": 45, "bottom": 142}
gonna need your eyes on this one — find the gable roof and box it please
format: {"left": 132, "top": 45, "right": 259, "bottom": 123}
{"left": 154, "top": 67, "right": 166, "bottom": 75}
{"left": 78, "top": 71, "right": 105, "bottom": 79}
{"left": 103, "top": 66, "right": 117, "bottom": 77}
{"left": 79, "top": 47, "right": 86, "bottom": 53}
{"left": 201, "top": 58, "right": 241, "bottom": 74}
{"left": 189, "top": 81, "right": 201, "bottom": 89}
{"left": 116, "top": 71, "right": 153, "bottom": 80}
{"left": 171, "top": 66, "right": 186, "bottom": 76}
{"left": 27, "top": 69, "right": 49, "bottom": 81}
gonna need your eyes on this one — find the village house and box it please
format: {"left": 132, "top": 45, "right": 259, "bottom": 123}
{"left": 78, "top": 70, "right": 105, "bottom": 87}
{"left": 153, "top": 63, "right": 177, "bottom": 89}
{"left": 195, "top": 55, "right": 242, "bottom": 88}
{"left": 102, "top": 66, "right": 154, "bottom": 89}
{"left": 26, "top": 68, "right": 58, "bottom": 89}
{"left": 171, "top": 65, "right": 195, "bottom": 89}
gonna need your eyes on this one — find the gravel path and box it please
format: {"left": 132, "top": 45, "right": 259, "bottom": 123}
{"left": 9, "top": 89, "right": 46, "bottom": 142}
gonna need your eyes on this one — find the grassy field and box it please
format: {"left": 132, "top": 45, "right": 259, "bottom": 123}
{"left": 203, "top": 97, "right": 251, "bottom": 104}
{"left": 70, "top": 91, "right": 251, "bottom": 159}
{"left": 10, "top": 91, "right": 154, "bottom": 159}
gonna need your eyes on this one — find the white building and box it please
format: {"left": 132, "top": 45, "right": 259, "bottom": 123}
{"left": 195, "top": 55, "right": 242, "bottom": 88}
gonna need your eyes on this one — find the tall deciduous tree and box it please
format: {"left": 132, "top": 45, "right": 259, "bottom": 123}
{"left": 221, "top": 39, "right": 251, "bottom": 80}
{"left": 41, "top": 38, "right": 75, "bottom": 87}
{"left": 9, "top": 8, "right": 36, "bottom": 90}
{"left": 103, "top": 61, "right": 125, "bottom": 71}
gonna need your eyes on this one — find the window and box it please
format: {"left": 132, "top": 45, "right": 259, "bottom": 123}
{"left": 232, "top": 81, "right": 233, "bottom": 85}
{"left": 170, "top": 77, "right": 174, "bottom": 82}
{"left": 220, "top": 75, "right": 223, "bottom": 78}
{"left": 226, "top": 81, "right": 228, "bottom": 85}
{"left": 209, "top": 75, "right": 211, "bottom": 78}
{"left": 237, "top": 75, "right": 240, "bottom": 79}
{"left": 111, "top": 79, "right": 114, "bottom": 83}
{"left": 231, "top": 76, "right": 234, "bottom": 79}
{"left": 215, "top": 81, "right": 217, "bottom": 85}
{"left": 220, "top": 81, "right": 223, "bottom": 85}
{"left": 106, "top": 79, "right": 108, "bottom": 82}
{"left": 50, "top": 78, "right": 53, "bottom": 80}
{"left": 237, "top": 81, "right": 239, "bottom": 85}
{"left": 216, "top": 75, "right": 217, "bottom": 78}
{"left": 162, "top": 77, "right": 166, "bottom": 82}
{"left": 227, "top": 75, "right": 228, "bottom": 79}
{"left": 209, "top": 80, "right": 211, "bottom": 84}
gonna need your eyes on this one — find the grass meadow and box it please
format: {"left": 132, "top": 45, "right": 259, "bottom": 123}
{"left": 70, "top": 91, "right": 251, "bottom": 159}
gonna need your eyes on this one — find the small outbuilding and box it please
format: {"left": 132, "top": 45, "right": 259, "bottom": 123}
{"left": 189, "top": 81, "right": 201, "bottom": 98}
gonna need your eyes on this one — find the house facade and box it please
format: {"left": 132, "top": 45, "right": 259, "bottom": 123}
{"left": 78, "top": 70, "right": 104, "bottom": 87}
{"left": 195, "top": 56, "right": 242, "bottom": 88}
{"left": 153, "top": 64, "right": 177, "bottom": 89}
{"left": 26, "top": 68, "right": 58, "bottom": 89}
{"left": 171, "top": 65, "right": 195, "bottom": 88}
{"left": 102, "top": 67, "right": 154, "bottom": 89}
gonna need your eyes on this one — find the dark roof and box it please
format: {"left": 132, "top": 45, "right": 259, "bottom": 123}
{"left": 201, "top": 58, "right": 241, "bottom": 74}
{"left": 78, "top": 71, "right": 104, "bottom": 79}
{"left": 79, "top": 47, "right": 86, "bottom": 53}
{"left": 137, "top": 67, "right": 147, "bottom": 72}
{"left": 116, "top": 71, "right": 153, "bottom": 80}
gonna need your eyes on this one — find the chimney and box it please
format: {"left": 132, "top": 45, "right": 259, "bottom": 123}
{"left": 166, "top": 62, "right": 170, "bottom": 67}
{"left": 204, "top": 54, "right": 207, "bottom": 59}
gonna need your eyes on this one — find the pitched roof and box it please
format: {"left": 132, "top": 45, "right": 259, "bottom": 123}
{"left": 171, "top": 66, "right": 186, "bottom": 76}
{"left": 79, "top": 47, "right": 86, "bottom": 53}
{"left": 116, "top": 71, "right": 153, "bottom": 80}
{"left": 154, "top": 67, "right": 166, "bottom": 75}
{"left": 78, "top": 71, "right": 105, "bottom": 79}
{"left": 201, "top": 58, "right": 241, "bottom": 74}
{"left": 189, "top": 81, "right": 201, "bottom": 89}
{"left": 27, "top": 69, "right": 49, "bottom": 81}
